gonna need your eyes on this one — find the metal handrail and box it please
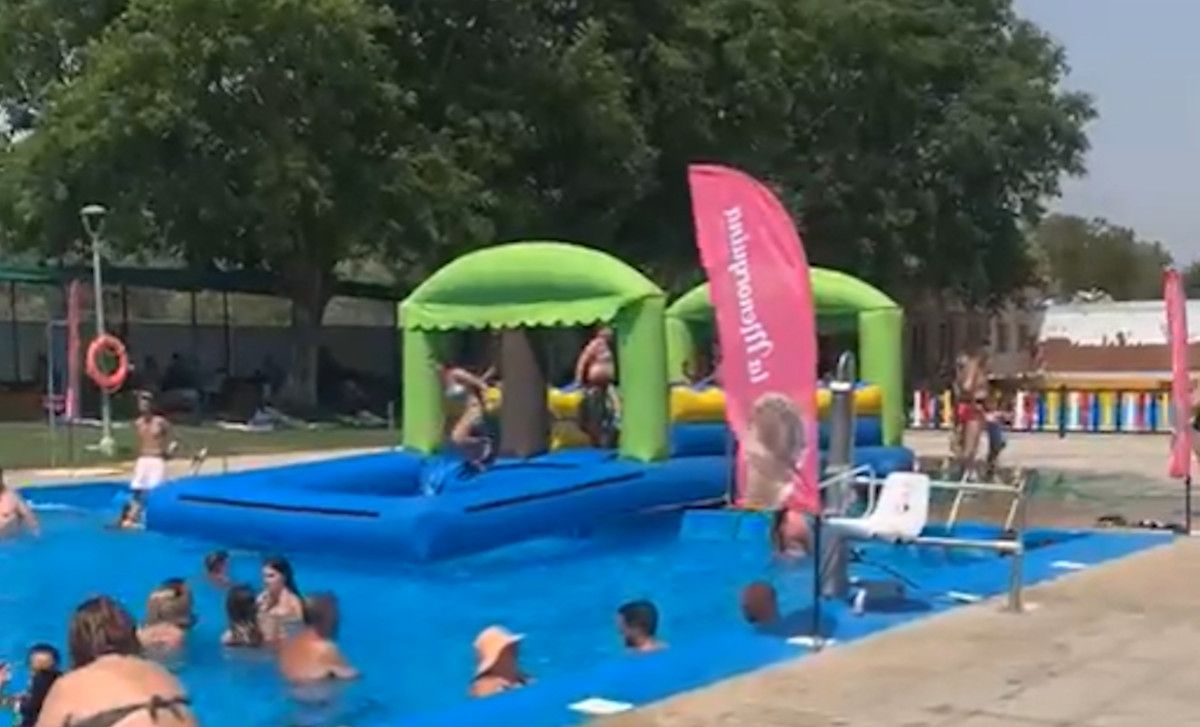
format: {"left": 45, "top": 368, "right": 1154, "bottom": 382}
{"left": 817, "top": 464, "right": 876, "bottom": 516}
{"left": 834, "top": 468, "right": 1036, "bottom": 614}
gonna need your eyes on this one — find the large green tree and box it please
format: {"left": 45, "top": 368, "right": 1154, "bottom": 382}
{"left": 0, "top": 0, "right": 483, "bottom": 407}
{"left": 1, "top": 0, "right": 1096, "bottom": 404}
{"left": 1034, "top": 213, "right": 1172, "bottom": 300}
{"left": 384, "top": 0, "right": 1094, "bottom": 300}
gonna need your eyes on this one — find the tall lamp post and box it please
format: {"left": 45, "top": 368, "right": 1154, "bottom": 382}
{"left": 80, "top": 204, "right": 115, "bottom": 456}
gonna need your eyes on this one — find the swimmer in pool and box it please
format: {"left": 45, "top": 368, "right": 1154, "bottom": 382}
{"left": 278, "top": 593, "right": 358, "bottom": 683}
{"left": 740, "top": 581, "right": 780, "bottom": 626}
{"left": 222, "top": 584, "right": 265, "bottom": 648}
{"left": 469, "top": 626, "right": 530, "bottom": 698}
{"left": 616, "top": 600, "right": 666, "bottom": 653}
{"left": 0, "top": 643, "right": 61, "bottom": 727}
{"left": 34, "top": 596, "right": 197, "bottom": 727}
{"left": 0, "top": 469, "right": 38, "bottom": 537}
{"left": 204, "top": 549, "right": 231, "bottom": 589}
{"left": 443, "top": 365, "right": 495, "bottom": 471}
{"left": 575, "top": 326, "right": 619, "bottom": 447}
{"left": 138, "top": 578, "right": 195, "bottom": 656}
{"left": 257, "top": 556, "right": 304, "bottom": 644}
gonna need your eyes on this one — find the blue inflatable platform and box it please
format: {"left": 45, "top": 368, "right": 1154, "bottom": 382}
{"left": 148, "top": 422, "right": 914, "bottom": 562}
{"left": 146, "top": 449, "right": 730, "bottom": 561}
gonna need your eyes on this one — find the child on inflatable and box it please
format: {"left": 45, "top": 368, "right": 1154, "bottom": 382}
{"left": 442, "top": 365, "right": 496, "bottom": 473}
{"left": 575, "top": 327, "right": 620, "bottom": 448}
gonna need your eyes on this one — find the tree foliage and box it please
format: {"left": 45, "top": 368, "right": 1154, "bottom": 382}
{"left": 0, "top": 0, "right": 482, "bottom": 405}
{"left": 1034, "top": 213, "right": 1172, "bottom": 301}
{"left": 1179, "top": 261, "right": 1200, "bottom": 299}
{"left": 381, "top": 0, "right": 1094, "bottom": 299}
{"left": 0, "top": 0, "right": 1096, "bottom": 406}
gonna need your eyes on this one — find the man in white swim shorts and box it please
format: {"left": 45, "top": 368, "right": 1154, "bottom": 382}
{"left": 128, "top": 391, "right": 176, "bottom": 521}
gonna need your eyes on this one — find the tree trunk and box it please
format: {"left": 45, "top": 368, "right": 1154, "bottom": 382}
{"left": 278, "top": 261, "right": 332, "bottom": 414}
{"left": 498, "top": 328, "right": 548, "bottom": 457}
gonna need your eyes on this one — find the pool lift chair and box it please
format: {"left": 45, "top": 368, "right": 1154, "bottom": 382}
{"left": 825, "top": 471, "right": 930, "bottom": 542}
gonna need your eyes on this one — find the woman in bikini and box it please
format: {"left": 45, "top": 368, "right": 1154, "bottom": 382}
{"left": 32, "top": 596, "right": 196, "bottom": 727}
{"left": 955, "top": 348, "right": 990, "bottom": 480}
{"left": 257, "top": 556, "right": 303, "bottom": 644}
{"left": 575, "top": 327, "right": 619, "bottom": 447}
{"left": 443, "top": 365, "right": 495, "bottom": 470}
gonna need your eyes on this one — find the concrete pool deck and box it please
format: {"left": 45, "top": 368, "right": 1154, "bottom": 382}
{"left": 4, "top": 446, "right": 386, "bottom": 488}
{"left": 603, "top": 431, "right": 1192, "bottom": 726}
{"left": 605, "top": 533, "right": 1192, "bottom": 727}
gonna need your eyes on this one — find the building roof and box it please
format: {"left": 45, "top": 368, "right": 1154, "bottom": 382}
{"left": 1037, "top": 299, "right": 1200, "bottom": 377}
{"left": 1038, "top": 300, "right": 1200, "bottom": 347}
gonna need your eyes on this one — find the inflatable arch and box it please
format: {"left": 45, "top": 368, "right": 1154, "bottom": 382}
{"left": 665, "top": 268, "right": 905, "bottom": 446}
{"left": 400, "top": 241, "right": 670, "bottom": 462}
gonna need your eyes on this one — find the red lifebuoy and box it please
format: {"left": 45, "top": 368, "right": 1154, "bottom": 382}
{"left": 86, "top": 334, "right": 129, "bottom": 392}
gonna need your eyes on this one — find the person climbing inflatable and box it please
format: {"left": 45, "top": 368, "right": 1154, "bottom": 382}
{"left": 443, "top": 365, "right": 495, "bottom": 472}
{"left": 574, "top": 327, "right": 620, "bottom": 448}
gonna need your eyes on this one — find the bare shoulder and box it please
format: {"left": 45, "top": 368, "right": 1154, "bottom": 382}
{"left": 35, "top": 658, "right": 192, "bottom": 727}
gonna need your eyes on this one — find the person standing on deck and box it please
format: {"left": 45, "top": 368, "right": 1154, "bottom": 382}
{"left": 127, "top": 391, "right": 178, "bottom": 524}
{"left": 954, "top": 347, "right": 990, "bottom": 481}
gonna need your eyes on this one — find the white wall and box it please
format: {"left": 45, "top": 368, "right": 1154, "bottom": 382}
{"left": 1039, "top": 300, "right": 1200, "bottom": 346}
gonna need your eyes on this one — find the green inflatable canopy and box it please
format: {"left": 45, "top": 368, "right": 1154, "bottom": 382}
{"left": 665, "top": 267, "right": 905, "bottom": 446}
{"left": 399, "top": 241, "right": 670, "bottom": 461}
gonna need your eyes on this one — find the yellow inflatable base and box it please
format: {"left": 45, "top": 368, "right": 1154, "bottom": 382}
{"left": 470, "top": 384, "right": 881, "bottom": 422}
{"left": 670, "top": 384, "right": 882, "bottom": 423}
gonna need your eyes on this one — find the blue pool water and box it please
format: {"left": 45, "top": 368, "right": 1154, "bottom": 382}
{"left": 1, "top": 484, "right": 1172, "bottom": 727}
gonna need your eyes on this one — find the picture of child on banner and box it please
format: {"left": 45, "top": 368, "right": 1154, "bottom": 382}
{"left": 741, "top": 393, "right": 813, "bottom": 556}
{"left": 741, "top": 392, "right": 853, "bottom": 603}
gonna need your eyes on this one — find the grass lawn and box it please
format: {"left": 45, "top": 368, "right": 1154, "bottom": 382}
{"left": 0, "top": 421, "right": 396, "bottom": 471}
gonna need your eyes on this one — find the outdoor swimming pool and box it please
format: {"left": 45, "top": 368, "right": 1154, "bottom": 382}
{"left": 0, "top": 484, "right": 1171, "bottom": 727}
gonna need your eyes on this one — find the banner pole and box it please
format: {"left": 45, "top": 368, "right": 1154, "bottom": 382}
{"left": 810, "top": 513, "right": 823, "bottom": 645}
{"left": 1186, "top": 474, "right": 1193, "bottom": 535}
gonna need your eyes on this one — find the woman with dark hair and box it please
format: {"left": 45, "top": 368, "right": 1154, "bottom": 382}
{"left": 257, "top": 556, "right": 303, "bottom": 644}
{"left": 33, "top": 596, "right": 196, "bottom": 727}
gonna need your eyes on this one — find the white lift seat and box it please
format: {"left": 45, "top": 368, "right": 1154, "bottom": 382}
{"left": 826, "top": 472, "right": 930, "bottom": 542}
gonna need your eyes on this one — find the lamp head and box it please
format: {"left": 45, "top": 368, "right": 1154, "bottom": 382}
{"left": 80, "top": 204, "right": 108, "bottom": 238}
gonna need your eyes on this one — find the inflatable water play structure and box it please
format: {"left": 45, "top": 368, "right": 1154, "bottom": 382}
{"left": 147, "top": 244, "right": 913, "bottom": 560}
{"left": 662, "top": 269, "right": 912, "bottom": 475}
{"left": 149, "top": 243, "right": 729, "bottom": 560}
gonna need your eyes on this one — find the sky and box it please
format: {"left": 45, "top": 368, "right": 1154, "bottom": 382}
{"left": 1013, "top": 0, "right": 1200, "bottom": 263}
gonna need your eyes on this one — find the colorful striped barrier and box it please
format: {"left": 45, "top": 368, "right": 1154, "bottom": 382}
{"left": 910, "top": 388, "right": 1176, "bottom": 434}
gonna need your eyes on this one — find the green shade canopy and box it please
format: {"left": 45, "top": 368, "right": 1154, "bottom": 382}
{"left": 666, "top": 267, "right": 898, "bottom": 321}
{"left": 665, "top": 268, "right": 905, "bottom": 446}
{"left": 401, "top": 242, "right": 663, "bottom": 331}
{"left": 399, "top": 241, "right": 670, "bottom": 462}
